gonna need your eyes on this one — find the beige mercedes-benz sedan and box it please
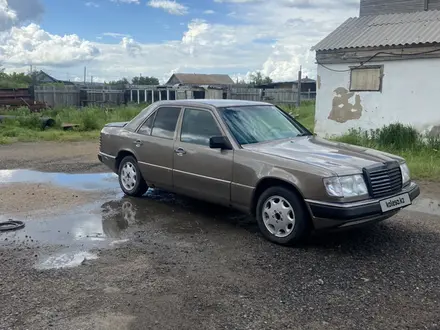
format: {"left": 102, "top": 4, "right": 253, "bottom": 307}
{"left": 98, "top": 99, "right": 420, "bottom": 245}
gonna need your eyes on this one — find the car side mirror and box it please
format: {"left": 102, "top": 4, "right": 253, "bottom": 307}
{"left": 209, "top": 136, "right": 232, "bottom": 150}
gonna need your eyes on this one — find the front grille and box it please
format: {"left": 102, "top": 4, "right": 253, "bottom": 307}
{"left": 99, "top": 134, "right": 102, "bottom": 151}
{"left": 363, "top": 161, "right": 403, "bottom": 198}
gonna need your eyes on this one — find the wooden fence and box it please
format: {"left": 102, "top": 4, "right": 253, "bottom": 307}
{"left": 34, "top": 86, "right": 125, "bottom": 108}
{"left": 34, "top": 85, "right": 316, "bottom": 108}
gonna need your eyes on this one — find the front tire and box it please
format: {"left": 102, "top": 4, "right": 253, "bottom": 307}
{"left": 118, "top": 156, "right": 148, "bottom": 197}
{"left": 256, "top": 186, "right": 310, "bottom": 246}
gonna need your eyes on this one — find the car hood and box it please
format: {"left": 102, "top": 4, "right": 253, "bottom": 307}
{"left": 243, "top": 136, "right": 403, "bottom": 176}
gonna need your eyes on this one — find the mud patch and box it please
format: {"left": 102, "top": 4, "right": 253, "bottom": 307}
{"left": 328, "top": 87, "right": 363, "bottom": 123}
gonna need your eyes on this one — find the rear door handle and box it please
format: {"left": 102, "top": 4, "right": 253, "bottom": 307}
{"left": 133, "top": 140, "right": 143, "bottom": 146}
{"left": 174, "top": 147, "right": 186, "bottom": 155}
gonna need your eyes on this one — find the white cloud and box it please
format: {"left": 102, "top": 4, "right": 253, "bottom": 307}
{"left": 0, "top": 24, "right": 99, "bottom": 67}
{"left": 1, "top": 0, "right": 359, "bottom": 83}
{"left": 85, "top": 2, "right": 100, "bottom": 7}
{"left": 147, "top": 0, "right": 188, "bottom": 15}
{"left": 0, "top": 0, "right": 17, "bottom": 32}
{"left": 0, "top": 0, "right": 44, "bottom": 32}
{"left": 120, "top": 37, "right": 142, "bottom": 56}
{"left": 103, "top": 32, "right": 131, "bottom": 38}
{"left": 203, "top": 9, "right": 215, "bottom": 14}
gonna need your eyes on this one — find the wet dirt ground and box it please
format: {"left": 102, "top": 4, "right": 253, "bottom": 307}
{"left": 1, "top": 142, "right": 440, "bottom": 330}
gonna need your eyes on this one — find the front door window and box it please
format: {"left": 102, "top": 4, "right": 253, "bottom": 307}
{"left": 180, "top": 108, "right": 222, "bottom": 146}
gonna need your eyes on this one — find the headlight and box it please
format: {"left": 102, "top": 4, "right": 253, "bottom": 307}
{"left": 323, "top": 175, "right": 368, "bottom": 198}
{"left": 400, "top": 162, "right": 410, "bottom": 185}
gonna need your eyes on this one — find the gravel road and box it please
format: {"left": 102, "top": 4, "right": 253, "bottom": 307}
{"left": 1, "top": 142, "right": 440, "bottom": 330}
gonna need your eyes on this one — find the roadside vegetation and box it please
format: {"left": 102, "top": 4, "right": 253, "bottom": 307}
{"left": 334, "top": 125, "right": 440, "bottom": 180}
{"left": 0, "top": 102, "right": 438, "bottom": 180}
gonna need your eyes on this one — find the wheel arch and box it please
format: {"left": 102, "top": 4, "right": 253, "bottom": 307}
{"left": 115, "top": 149, "right": 137, "bottom": 172}
{"left": 251, "top": 177, "right": 313, "bottom": 225}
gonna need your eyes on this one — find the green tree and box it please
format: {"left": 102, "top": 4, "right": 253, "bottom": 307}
{"left": 131, "top": 76, "right": 159, "bottom": 85}
{"left": 107, "top": 78, "right": 129, "bottom": 86}
{"left": 0, "top": 68, "right": 33, "bottom": 88}
{"left": 249, "top": 71, "right": 273, "bottom": 86}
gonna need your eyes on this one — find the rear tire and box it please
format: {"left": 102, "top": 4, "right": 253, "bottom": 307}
{"left": 118, "top": 156, "right": 148, "bottom": 197}
{"left": 256, "top": 186, "right": 310, "bottom": 246}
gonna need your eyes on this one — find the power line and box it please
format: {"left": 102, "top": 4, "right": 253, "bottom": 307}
{"left": 317, "top": 47, "right": 440, "bottom": 72}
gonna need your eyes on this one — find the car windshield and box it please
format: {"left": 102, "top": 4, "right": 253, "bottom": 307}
{"left": 218, "top": 105, "right": 308, "bottom": 145}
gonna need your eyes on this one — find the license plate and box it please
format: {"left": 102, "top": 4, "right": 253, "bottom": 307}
{"left": 380, "top": 193, "right": 411, "bottom": 213}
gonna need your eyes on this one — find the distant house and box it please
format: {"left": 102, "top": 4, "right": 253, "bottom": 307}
{"left": 257, "top": 77, "right": 316, "bottom": 93}
{"left": 34, "top": 70, "right": 75, "bottom": 85}
{"left": 312, "top": 0, "right": 440, "bottom": 137}
{"left": 165, "top": 73, "right": 235, "bottom": 87}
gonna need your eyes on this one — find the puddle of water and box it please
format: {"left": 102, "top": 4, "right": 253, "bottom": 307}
{"left": 1, "top": 185, "right": 254, "bottom": 269}
{"left": 36, "top": 251, "right": 98, "bottom": 270}
{"left": 0, "top": 201, "right": 131, "bottom": 249}
{"left": 0, "top": 169, "right": 118, "bottom": 191}
{"left": 1, "top": 199, "right": 133, "bottom": 269}
{"left": 408, "top": 197, "right": 440, "bottom": 216}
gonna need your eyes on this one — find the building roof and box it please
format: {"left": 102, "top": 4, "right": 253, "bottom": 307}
{"left": 35, "top": 70, "right": 75, "bottom": 85}
{"left": 313, "top": 10, "right": 440, "bottom": 52}
{"left": 293, "top": 77, "right": 316, "bottom": 84}
{"left": 166, "top": 73, "right": 234, "bottom": 85}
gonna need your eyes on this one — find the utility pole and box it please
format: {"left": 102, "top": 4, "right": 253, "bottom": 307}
{"left": 296, "top": 65, "right": 302, "bottom": 108}
{"left": 84, "top": 66, "right": 87, "bottom": 84}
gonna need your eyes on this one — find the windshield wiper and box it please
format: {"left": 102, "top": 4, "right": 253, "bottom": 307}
{"left": 296, "top": 132, "right": 313, "bottom": 137}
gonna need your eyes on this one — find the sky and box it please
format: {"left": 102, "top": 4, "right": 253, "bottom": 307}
{"left": 0, "top": 0, "right": 360, "bottom": 83}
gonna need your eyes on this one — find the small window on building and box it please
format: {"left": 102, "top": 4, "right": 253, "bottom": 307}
{"left": 349, "top": 66, "right": 383, "bottom": 92}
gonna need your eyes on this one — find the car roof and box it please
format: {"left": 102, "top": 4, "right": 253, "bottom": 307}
{"left": 153, "top": 99, "right": 272, "bottom": 108}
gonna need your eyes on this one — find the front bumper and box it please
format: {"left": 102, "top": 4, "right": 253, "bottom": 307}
{"left": 307, "top": 182, "right": 420, "bottom": 230}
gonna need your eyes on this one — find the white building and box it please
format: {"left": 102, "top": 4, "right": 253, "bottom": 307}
{"left": 313, "top": 4, "right": 440, "bottom": 138}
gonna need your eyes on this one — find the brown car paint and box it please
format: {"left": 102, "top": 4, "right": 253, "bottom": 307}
{"left": 98, "top": 100, "right": 420, "bottom": 231}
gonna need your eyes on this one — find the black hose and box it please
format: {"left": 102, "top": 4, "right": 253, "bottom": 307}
{"left": 0, "top": 220, "right": 25, "bottom": 232}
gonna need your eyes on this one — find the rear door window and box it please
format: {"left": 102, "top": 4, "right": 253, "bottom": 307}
{"left": 150, "top": 107, "right": 181, "bottom": 140}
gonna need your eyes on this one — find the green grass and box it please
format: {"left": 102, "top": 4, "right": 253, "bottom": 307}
{"left": 0, "top": 104, "right": 145, "bottom": 144}
{"left": 335, "top": 125, "right": 440, "bottom": 181}
{"left": 282, "top": 101, "right": 315, "bottom": 132}
{"left": 0, "top": 102, "right": 439, "bottom": 181}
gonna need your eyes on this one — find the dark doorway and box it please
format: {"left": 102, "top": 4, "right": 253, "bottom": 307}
{"left": 193, "top": 91, "right": 205, "bottom": 99}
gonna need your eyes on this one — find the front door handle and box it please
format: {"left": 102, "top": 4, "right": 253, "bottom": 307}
{"left": 174, "top": 147, "right": 186, "bottom": 155}
{"left": 133, "top": 140, "right": 143, "bottom": 146}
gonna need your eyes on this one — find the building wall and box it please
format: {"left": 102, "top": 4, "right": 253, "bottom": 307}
{"left": 315, "top": 58, "right": 440, "bottom": 137}
{"left": 206, "top": 89, "right": 223, "bottom": 99}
